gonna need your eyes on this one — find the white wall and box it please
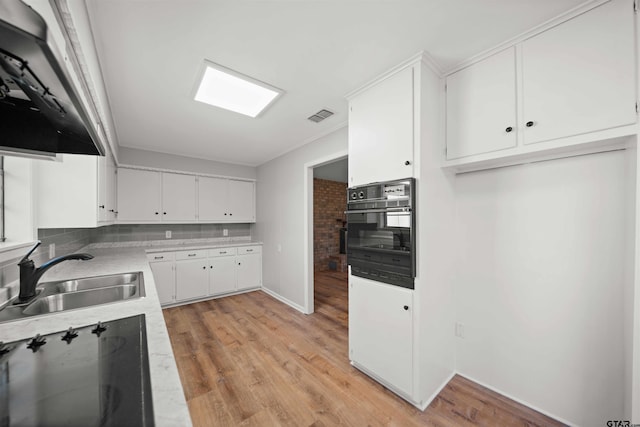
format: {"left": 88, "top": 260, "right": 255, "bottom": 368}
{"left": 255, "top": 127, "right": 348, "bottom": 309}
{"left": 453, "top": 149, "right": 634, "bottom": 426}
{"left": 119, "top": 146, "right": 256, "bottom": 179}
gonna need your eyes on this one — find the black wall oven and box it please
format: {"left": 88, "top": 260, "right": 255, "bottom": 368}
{"left": 346, "top": 178, "right": 415, "bottom": 289}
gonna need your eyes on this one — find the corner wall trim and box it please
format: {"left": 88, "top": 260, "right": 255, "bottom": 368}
{"left": 454, "top": 372, "right": 577, "bottom": 426}
{"left": 261, "top": 286, "right": 308, "bottom": 314}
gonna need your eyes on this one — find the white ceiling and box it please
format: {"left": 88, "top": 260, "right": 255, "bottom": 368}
{"left": 86, "top": 0, "right": 588, "bottom": 167}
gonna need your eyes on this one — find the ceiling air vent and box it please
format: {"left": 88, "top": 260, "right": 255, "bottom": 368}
{"left": 307, "top": 109, "right": 334, "bottom": 123}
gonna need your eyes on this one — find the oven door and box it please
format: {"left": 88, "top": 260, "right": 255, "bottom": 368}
{"left": 346, "top": 207, "right": 415, "bottom": 288}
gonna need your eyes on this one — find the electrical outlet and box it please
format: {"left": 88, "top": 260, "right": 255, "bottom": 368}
{"left": 223, "top": 228, "right": 228, "bottom": 237}
{"left": 49, "top": 243, "right": 55, "bottom": 258}
{"left": 455, "top": 322, "right": 465, "bottom": 338}
{"left": 165, "top": 230, "right": 172, "bottom": 239}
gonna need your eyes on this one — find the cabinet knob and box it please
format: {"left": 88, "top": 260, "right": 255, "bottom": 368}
{"left": 163, "top": 212, "right": 167, "bottom": 215}
{"left": 526, "top": 121, "right": 535, "bottom": 127}
{"left": 210, "top": 266, "right": 213, "bottom": 269}
{"left": 505, "top": 126, "right": 513, "bottom": 133}
{"left": 109, "top": 209, "right": 115, "bottom": 213}
{"left": 403, "top": 305, "right": 409, "bottom": 311}
{"left": 99, "top": 205, "right": 105, "bottom": 209}
{"left": 238, "top": 262, "right": 241, "bottom": 266}
{"left": 230, "top": 213, "right": 233, "bottom": 216}
{"left": 202, "top": 266, "right": 206, "bottom": 270}
{"left": 155, "top": 212, "right": 159, "bottom": 215}
{"left": 224, "top": 213, "right": 227, "bottom": 216}
{"left": 404, "top": 160, "right": 411, "bottom": 166}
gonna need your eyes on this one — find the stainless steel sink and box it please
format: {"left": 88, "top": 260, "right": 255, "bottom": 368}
{"left": 0, "top": 272, "right": 145, "bottom": 322}
{"left": 23, "top": 284, "right": 139, "bottom": 315}
{"left": 47, "top": 272, "right": 140, "bottom": 293}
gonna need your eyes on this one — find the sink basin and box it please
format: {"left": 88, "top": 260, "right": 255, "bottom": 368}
{"left": 0, "top": 272, "right": 145, "bottom": 323}
{"left": 23, "top": 284, "right": 139, "bottom": 315}
{"left": 46, "top": 272, "right": 140, "bottom": 293}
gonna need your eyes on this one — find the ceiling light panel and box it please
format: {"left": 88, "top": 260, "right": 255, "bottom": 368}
{"left": 194, "top": 61, "right": 283, "bottom": 118}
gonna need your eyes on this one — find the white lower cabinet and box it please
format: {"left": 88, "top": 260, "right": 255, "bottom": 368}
{"left": 175, "top": 250, "right": 209, "bottom": 301}
{"left": 349, "top": 275, "right": 413, "bottom": 397}
{"left": 209, "top": 248, "right": 237, "bottom": 295}
{"left": 149, "top": 245, "right": 262, "bottom": 306}
{"left": 236, "top": 246, "right": 262, "bottom": 290}
{"left": 148, "top": 253, "right": 176, "bottom": 305}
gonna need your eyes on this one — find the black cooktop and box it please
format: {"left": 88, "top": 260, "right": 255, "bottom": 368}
{"left": 0, "top": 315, "right": 154, "bottom": 426}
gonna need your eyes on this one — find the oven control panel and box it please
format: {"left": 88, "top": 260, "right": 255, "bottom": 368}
{"left": 348, "top": 178, "right": 412, "bottom": 203}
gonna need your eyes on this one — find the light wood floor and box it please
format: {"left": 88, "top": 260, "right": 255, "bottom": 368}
{"left": 163, "top": 270, "right": 564, "bottom": 426}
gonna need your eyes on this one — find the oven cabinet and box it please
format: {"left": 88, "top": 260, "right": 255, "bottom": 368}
{"left": 444, "top": 0, "right": 636, "bottom": 169}
{"left": 349, "top": 275, "right": 414, "bottom": 398}
{"left": 348, "top": 66, "right": 414, "bottom": 187}
{"left": 147, "top": 252, "right": 176, "bottom": 305}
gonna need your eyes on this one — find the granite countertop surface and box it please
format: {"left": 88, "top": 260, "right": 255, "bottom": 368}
{"left": 0, "top": 246, "right": 192, "bottom": 427}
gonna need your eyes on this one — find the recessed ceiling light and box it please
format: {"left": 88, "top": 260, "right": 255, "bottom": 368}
{"left": 194, "top": 60, "right": 283, "bottom": 118}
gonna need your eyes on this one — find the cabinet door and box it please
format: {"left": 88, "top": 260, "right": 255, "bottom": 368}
{"left": 522, "top": 0, "right": 636, "bottom": 145}
{"left": 175, "top": 259, "right": 208, "bottom": 301}
{"left": 228, "top": 180, "right": 255, "bottom": 222}
{"left": 150, "top": 261, "right": 176, "bottom": 305}
{"left": 117, "top": 168, "right": 162, "bottom": 221}
{"left": 162, "top": 173, "right": 197, "bottom": 221}
{"left": 446, "top": 48, "right": 517, "bottom": 159}
{"left": 107, "top": 161, "right": 118, "bottom": 221}
{"left": 349, "top": 66, "right": 414, "bottom": 186}
{"left": 209, "top": 256, "right": 237, "bottom": 295}
{"left": 236, "top": 253, "right": 261, "bottom": 290}
{"left": 349, "top": 276, "right": 413, "bottom": 396}
{"left": 97, "top": 156, "right": 109, "bottom": 222}
{"left": 198, "top": 176, "right": 228, "bottom": 221}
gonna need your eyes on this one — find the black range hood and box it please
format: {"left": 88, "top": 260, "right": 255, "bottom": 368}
{"left": 0, "top": 0, "right": 104, "bottom": 157}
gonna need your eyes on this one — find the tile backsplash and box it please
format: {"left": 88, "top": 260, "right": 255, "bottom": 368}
{"left": 0, "top": 223, "right": 252, "bottom": 291}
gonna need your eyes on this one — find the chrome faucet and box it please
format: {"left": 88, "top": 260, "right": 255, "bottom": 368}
{"left": 16, "top": 241, "right": 94, "bottom": 304}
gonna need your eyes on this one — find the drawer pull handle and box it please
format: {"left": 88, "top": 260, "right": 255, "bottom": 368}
{"left": 154, "top": 256, "right": 164, "bottom": 260}
{"left": 188, "top": 254, "right": 196, "bottom": 257}
{"left": 220, "top": 251, "right": 227, "bottom": 254}
{"left": 246, "top": 249, "right": 253, "bottom": 252}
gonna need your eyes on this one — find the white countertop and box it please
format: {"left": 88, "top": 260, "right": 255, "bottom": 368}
{"left": 0, "top": 247, "right": 192, "bottom": 427}
{"left": 88, "top": 238, "right": 262, "bottom": 254}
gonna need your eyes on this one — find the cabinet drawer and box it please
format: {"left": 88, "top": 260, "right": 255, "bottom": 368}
{"left": 175, "top": 250, "right": 208, "bottom": 260}
{"left": 237, "top": 245, "right": 261, "bottom": 255}
{"left": 147, "top": 252, "right": 175, "bottom": 262}
{"left": 209, "top": 247, "right": 237, "bottom": 257}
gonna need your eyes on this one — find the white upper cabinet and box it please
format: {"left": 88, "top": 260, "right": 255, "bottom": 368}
{"left": 198, "top": 177, "right": 256, "bottom": 222}
{"left": 521, "top": 0, "right": 636, "bottom": 145}
{"left": 34, "top": 153, "right": 117, "bottom": 228}
{"left": 444, "top": 0, "right": 637, "bottom": 171}
{"left": 348, "top": 66, "right": 414, "bottom": 186}
{"left": 117, "top": 168, "right": 256, "bottom": 224}
{"left": 446, "top": 48, "right": 517, "bottom": 159}
{"left": 117, "top": 168, "right": 162, "bottom": 222}
{"left": 162, "top": 173, "right": 197, "bottom": 221}
{"left": 198, "top": 177, "right": 228, "bottom": 221}
{"left": 228, "top": 179, "right": 256, "bottom": 222}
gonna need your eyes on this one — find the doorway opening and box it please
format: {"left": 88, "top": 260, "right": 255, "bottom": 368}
{"left": 312, "top": 158, "right": 348, "bottom": 319}
{"left": 303, "top": 149, "right": 347, "bottom": 314}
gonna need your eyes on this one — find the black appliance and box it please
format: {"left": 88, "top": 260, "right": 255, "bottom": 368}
{"left": 0, "top": 315, "right": 154, "bottom": 426}
{"left": 346, "top": 178, "right": 415, "bottom": 289}
{"left": 0, "top": 0, "right": 104, "bottom": 157}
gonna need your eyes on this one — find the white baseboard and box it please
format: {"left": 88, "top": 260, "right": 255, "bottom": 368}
{"left": 417, "top": 371, "right": 457, "bottom": 411}
{"left": 160, "top": 287, "right": 261, "bottom": 309}
{"left": 261, "top": 287, "right": 307, "bottom": 313}
{"left": 455, "top": 371, "right": 577, "bottom": 427}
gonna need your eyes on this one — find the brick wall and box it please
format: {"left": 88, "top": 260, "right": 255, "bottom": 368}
{"left": 314, "top": 178, "right": 347, "bottom": 272}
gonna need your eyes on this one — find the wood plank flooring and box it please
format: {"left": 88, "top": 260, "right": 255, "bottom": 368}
{"left": 163, "top": 270, "right": 565, "bottom": 426}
